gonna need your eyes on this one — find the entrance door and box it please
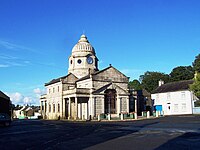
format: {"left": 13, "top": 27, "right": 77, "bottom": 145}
{"left": 166, "top": 103, "right": 171, "bottom": 115}
{"left": 104, "top": 89, "right": 116, "bottom": 114}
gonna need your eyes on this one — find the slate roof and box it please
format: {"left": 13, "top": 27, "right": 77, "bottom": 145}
{"left": 0, "top": 91, "right": 10, "bottom": 100}
{"left": 152, "top": 80, "right": 194, "bottom": 94}
{"left": 76, "top": 65, "right": 128, "bottom": 82}
{"left": 45, "top": 73, "right": 77, "bottom": 86}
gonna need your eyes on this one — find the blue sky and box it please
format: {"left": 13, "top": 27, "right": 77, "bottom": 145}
{"left": 0, "top": 0, "right": 200, "bottom": 105}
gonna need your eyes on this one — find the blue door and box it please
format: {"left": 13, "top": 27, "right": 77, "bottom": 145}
{"left": 155, "top": 105, "right": 162, "bottom": 111}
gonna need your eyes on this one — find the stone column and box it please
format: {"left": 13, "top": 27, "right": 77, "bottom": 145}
{"left": 126, "top": 97, "right": 129, "bottom": 113}
{"left": 75, "top": 97, "right": 78, "bottom": 120}
{"left": 117, "top": 95, "right": 121, "bottom": 114}
{"left": 68, "top": 97, "right": 71, "bottom": 119}
{"left": 62, "top": 98, "right": 66, "bottom": 119}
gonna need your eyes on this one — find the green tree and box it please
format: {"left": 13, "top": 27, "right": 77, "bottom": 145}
{"left": 139, "top": 71, "right": 170, "bottom": 93}
{"left": 129, "top": 79, "right": 142, "bottom": 90}
{"left": 190, "top": 73, "right": 200, "bottom": 98}
{"left": 190, "top": 54, "right": 200, "bottom": 98}
{"left": 193, "top": 54, "right": 200, "bottom": 72}
{"left": 170, "top": 66, "right": 194, "bottom": 82}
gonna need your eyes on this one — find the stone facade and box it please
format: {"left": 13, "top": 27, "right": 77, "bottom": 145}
{"left": 40, "top": 34, "right": 131, "bottom": 120}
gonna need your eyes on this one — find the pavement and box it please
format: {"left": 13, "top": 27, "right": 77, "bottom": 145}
{"left": 0, "top": 115, "right": 200, "bottom": 150}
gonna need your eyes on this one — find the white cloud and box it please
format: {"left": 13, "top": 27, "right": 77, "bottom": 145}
{"left": 6, "top": 89, "right": 44, "bottom": 106}
{"left": 8, "top": 92, "right": 24, "bottom": 104}
{"left": 0, "top": 64, "right": 9, "bottom": 68}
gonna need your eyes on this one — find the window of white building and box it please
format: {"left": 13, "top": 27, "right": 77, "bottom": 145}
{"left": 167, "top": 93, "right": 170, "bottom": 101}
{"left": 174, "top": 104, "right": 178, "bottom": 112}
{"left": 181, "top": 103, "right": 187, "bottom": 112}
{"left": 181, "top": 92, "right": 186, "bottom": 100}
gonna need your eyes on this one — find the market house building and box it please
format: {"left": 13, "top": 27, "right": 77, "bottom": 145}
{"left": 40, "top": 34, "right": 131, "bottom": 120}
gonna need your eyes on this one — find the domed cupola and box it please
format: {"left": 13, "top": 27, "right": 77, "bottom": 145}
{"left": 68, "top": 34, "right": 98, "bottom": 78}
{"left": 72, "top": 34, "right": 95, "bottom": 56}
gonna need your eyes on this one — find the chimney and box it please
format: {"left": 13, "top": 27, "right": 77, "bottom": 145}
{"left": 159, "top": 79, "right": 164, "bottom": 86}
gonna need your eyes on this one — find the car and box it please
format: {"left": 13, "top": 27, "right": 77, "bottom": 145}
{"left": 0, "top": 113, "right": 11, "bottom": 127}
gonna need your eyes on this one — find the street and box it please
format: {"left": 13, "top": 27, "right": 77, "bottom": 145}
{"left": 0, "top": 115, "right": 200, "bottom": 150}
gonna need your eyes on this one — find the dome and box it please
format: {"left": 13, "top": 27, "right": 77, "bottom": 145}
{"left": 72, "top": 34, "right": 95, "bottom": 54}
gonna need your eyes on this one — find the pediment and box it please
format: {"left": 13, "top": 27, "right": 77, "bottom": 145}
{"left": 93, "top": 82, "right": 129, "bottom": 95}
{"left": 93, "top": 66, "right": 129, "bottom": 83}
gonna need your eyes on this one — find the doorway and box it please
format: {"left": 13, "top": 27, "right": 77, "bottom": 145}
{"left": 104, "top": 89, "right": 116, "bottom": 114}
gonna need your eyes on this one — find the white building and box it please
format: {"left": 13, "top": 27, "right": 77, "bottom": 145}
{"left": 40, "top": 34, "right": 131, "bottom": 120}
{"left": 151, "top": 80, "right": 197, "bottom": 115}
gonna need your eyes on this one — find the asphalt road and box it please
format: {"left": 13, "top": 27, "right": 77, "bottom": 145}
{"left": 0, "top": 115, "right": 200, "bottom": 150}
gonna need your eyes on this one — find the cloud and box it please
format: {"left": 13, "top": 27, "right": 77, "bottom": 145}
{"left": 8, "top": 92, "right": 24, "bottom": 104}
{"left": 6, "top": 89, "right": 45, "bottom": 106}
{"left": 0, "top": 64, "right": 9, "bottom": 68}
{"left": 0, "top": 40, "right": 36, "bottom": 53}
{"left": 33, "top": 88, "right": 45, "bottom": 99}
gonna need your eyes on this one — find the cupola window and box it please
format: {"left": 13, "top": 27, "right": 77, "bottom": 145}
{"left": 77, "top": 59, "right": 82, "bottom": 64}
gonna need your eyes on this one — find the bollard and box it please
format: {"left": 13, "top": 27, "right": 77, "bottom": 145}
{"left": 98, "top": 114, "right": 101, "bottom": 121}
{"left": 121, "top": 113, "right": 124, "bottom": 120}
{"left": 156, "top": 111, "right": 159, "bottom": 117}
{"left": 134, "top": 112, "right": 138, "bottom": 120}
{"left": 108, "top": 114, "right": 111, "bottom": 120}
{"left": 147, "top": 111, "right": 150, "bottom": 118}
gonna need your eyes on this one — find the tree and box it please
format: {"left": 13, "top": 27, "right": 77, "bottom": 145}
{"left": 170, "top": 66, "right": 194, "bottom": 82}
{"left": 129, "top": 79, "right": 142, "bottom": 90}
{"left": 139, "top": 71, "right": 170, "bottom": 93}
{"left": 193, "top": 54, "right": 200, "bottom": 72}
{"left": 190, "top": 73, "right": 200, "bottom": 98}
{"left": 190, "top": 54, "right": 200, "bottom": 99}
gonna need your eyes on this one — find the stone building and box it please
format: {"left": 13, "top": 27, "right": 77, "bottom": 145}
{"left": 40, "top": 34, "right": 131, "bottom": 120}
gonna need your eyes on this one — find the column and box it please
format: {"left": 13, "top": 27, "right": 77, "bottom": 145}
{"left": 68, "top": 97, "right": 71, "bottom": 119}
{"left": 117, "top": 95, "right": 120, "bottom": 114}
{"left": 75, "top": 97, "right": 78, "bottom": 120}
{"left": 62, "top": 98, "right": 66, "bottom": 119}
{"left": 126, "top": 97, "right": 129, "bottom": 113}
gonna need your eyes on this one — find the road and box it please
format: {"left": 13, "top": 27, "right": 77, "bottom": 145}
{"left": 0, "top": 115, "right": 200, "bottom": 150}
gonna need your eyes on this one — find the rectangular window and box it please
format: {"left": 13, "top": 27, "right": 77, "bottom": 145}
{"left": 58, "top": 86, "right": 59, "bottom": 92}
{"left": 181, "top": 92, "right": 186, "bottom": 99}
{"left": 53, "top": 87, "right": 55, "bottom": 93}
{"left": 174, "top": 104, "right": 178, "bottom": 112}
{"left": 53, "top": 104, "right": 55, "bottom": 113}
{"left": 58, "top": 104, "right": 60, "bottom": 113}
{"left": 181, "top": 103, "right": 186, "bottom": 112}
{"left": 49, "top": 89, "right": 51, "bottom": 94}
{"left": 167, "top": 93, "right": 170, "bottom": 101}
{"left": 49, "top": 104, "right": 51, "bottom": 112}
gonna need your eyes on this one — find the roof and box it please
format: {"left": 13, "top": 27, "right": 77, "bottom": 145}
{"left": 152, "top": 80, "right": 194, "bottom": 94}
{"left": 76, "top": 65, "right": 128, "bottom": 82}
{"left": 0, "top": 91, "right": 10, "bottom": 100}
{"left": 45, "top": 73, "right": 77, "bottom": 86}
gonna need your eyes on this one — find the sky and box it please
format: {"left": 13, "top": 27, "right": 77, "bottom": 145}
{"left": 0, "top": 0, "right": 200, "bottom": 105}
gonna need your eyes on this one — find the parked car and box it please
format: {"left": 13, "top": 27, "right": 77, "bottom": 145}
{"left": 0, "top": 113, "right": 11, "bottom": 127}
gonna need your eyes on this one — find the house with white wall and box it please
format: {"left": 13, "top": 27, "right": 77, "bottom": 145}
{"left": 151, "top": 80, "right": 198, "bottom": 115}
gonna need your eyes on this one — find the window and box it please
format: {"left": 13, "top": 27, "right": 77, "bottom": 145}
{"left": 58, "top": 104, "right": 60, "bottom": 113}
{"left": 58, "top": 86, "right": 59, "bottom": 92}
{"left": 77, "top": 59, "right": 82, "bottom": 64}
{"left": 167, "top": 93, "right": 170, "bottom": 100}
{"left": 49, "top": 104, "right": 51, "bottom": 112}
{"left": 174, "top": 104, "right": 178, "bottom": 112}
{"left": 181, "top": 103, "right": 186, "bottom": 112}
{"left": 49, "top": 89, "right": 51, "bottom": 94}
{"left": 181, "top": 92, "right": 186, "bottom": 99}
{"left": 53, "top": 87, "right": 55, "bottom": 93}
{"left": 53, "top": 104, "right": 55, "bottom": 113}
